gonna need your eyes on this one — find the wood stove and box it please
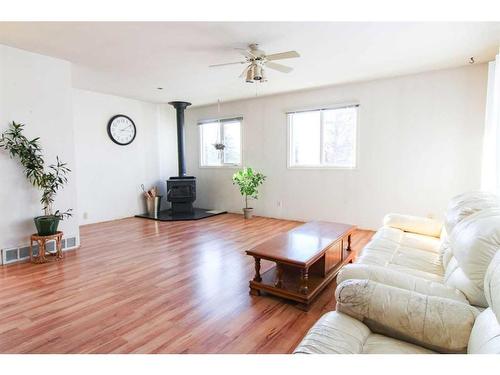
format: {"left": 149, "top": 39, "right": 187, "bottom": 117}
{"left": 167, "top": 101, "right": 197, "bottom": 215}
{"left": 167, "top": 176, "right": 196, "bottom": 213}
{"left": 136, "top": 100, "right": 227, "bottom": 221}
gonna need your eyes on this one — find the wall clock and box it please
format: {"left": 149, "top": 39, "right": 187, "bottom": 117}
{"left": 107, "top": 114, "right": 137, "bottom": 146}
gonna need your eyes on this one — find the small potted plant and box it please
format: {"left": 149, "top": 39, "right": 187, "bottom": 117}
{"left": 232, "top": 167, "right": 266, "bottom": 219}
{"left": 213, "top": 142, "right": 226, "bottom": 151}
{"left": 0, "top": 121, "right": 72, "bottom": 235}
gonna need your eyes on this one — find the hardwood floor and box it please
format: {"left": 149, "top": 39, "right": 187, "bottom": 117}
{"left": 0, "top": 214, "right": 373, "bottom": 353}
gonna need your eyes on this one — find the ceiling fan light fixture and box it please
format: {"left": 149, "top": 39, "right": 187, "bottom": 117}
{"left": 245, "top": 66, "right": 254, "bottom": 83}
{"left": 210, "top": 44, "right": 299, "bottom": 84}
{"left": 253, "top": 64, "right": 262, "bottom": 81}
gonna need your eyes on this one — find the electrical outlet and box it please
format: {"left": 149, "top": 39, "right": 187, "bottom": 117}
{"left": 277, "top": 200, "right": 282, "bottom": 208}
{"left": 83, "top": 212, "right": 88, "bottom": 220}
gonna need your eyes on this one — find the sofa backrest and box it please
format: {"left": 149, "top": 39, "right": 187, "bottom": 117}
{"left": 444, "top": 208, "right": 500, "bottom": 307}
{"left": 444, "top": 191, "right": 500, "bottom": 235}
{"left": 441, "top": 191, "right": 500, "bottom": 271}
{"left": 468, "top": 251, "right": 500, "bottom": 353}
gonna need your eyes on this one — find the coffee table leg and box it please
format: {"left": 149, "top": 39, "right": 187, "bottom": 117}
{"left": 300, "top": 268, "right": 309, "bottom": 295}
{"left": 249, "top": 287, "right": 260, "bottom": 296}
{"left": 275, "top": 263, "right": 283, "bottom": 288}
{"left": 253, "top": 257, "right": 262, "bottom": 282}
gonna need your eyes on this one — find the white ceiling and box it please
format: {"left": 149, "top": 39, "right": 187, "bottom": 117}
{"left": 1, "top": 22, "right": 499, "bottom": 106}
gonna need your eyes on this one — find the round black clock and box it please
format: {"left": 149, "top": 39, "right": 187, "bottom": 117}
{"left": 107, "top": 115, "right": 137, "bottom": 146}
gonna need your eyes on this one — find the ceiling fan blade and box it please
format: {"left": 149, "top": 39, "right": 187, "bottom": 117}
{"left": 209, "top": 61, "right": 246, "bottom": 68}
{"left": 235, "top": 48, "right": 257, "bottom": 59}
{"left": 265, "top": 51, "right": 300, "bottom": 61}
{"left": 266, "top": 61, "right": 293, "bottom": 73}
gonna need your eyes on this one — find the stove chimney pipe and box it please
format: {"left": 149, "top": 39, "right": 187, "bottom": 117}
{"left": 168, "top": 101, "right": 192, "bottom": 177}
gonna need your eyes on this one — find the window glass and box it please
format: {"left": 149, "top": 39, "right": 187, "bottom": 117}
{"left": 288, "top": 106, "right": 357, "bottom": 168}
{"left": 199, "top": 119, "right": 242, "bottom": 166}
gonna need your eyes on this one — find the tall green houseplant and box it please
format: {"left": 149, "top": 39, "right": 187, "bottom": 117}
{"left": 0, "top": 121, "right": 72, "bottom": 235}
{"left": 232, "top": 167, "right": 266, "bottom": 219}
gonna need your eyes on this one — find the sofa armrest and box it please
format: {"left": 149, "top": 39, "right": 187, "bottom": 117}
{"left": 337, "top": 263, "right": 468, "bottom": 303}
{"left": 335, "top": 279, "right": 479, "bottom": 353}
{"left": 293, "top": 311, "right": 371, "bottom": 354}
{"left": 384, "top": 213, "right": 443, "bottom": 238}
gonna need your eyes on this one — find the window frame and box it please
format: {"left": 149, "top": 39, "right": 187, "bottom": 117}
{"left": 286, "top": 103, "right": 359, "bottom": 170}
{"left": 198, "top": 116, "right": 243, "bottom": 169}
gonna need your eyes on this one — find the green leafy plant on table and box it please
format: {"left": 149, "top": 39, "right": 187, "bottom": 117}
{"left": 0, "top": 121, "right": 72, "bottom": 235}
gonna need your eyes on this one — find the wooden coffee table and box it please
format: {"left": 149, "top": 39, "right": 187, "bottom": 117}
{"left": 246, "top": 221, "right": 356, "bottom": 310}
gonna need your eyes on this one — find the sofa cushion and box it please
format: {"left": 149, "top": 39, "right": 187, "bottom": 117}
{"left": 336, "top": 279, "right": 479, "bottom": 353}
{"left": 444, "top": 191, "right": 500, "bottom": 236}
{"left": 362, "top": 334, "right": 435, "bottom": 354}
{"left": 293, "top": 311, "right": 370, "bottom": 354}
{"left": 444, "top": 208, "right": 500, "bottom": 307}
{"left": 374, "top": 227, "right": 441, "bottom": 253}
{"left": 468, "top": 308, "right": 500, "bottom": 354}
{"left": 338, "top": 263, "right": 467, "bottom": 302}
{"left": 467, "top": 253, "right": 500, "bottom": 354}
{"left": 440, "top": 191, "right": 500, "bottom": 270}
{"left": 485, "top": 251, "right": 500, "bottom": 321}
{"left": 357, "top": 237, "right": 444, "bottom": 277}
{"left": 384, "top": 213, "right": 443, "bottom": 238}
{"left": 293, "top": 311, "right": 434, "bottom": 354}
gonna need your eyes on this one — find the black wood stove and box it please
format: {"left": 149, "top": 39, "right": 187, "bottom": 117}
{"left": 167, "top": 101, "right": 196, "bottom": 214}
{"left": 135, "top": 100, "right": 226, "bottom": 221}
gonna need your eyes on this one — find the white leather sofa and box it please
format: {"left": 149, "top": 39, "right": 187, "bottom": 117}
{"left": 338, "top": 191, "right": 500, "bottom": 308}
{"left": 294, "top": 191, "right": 500, "bottom": 354}
{"left": 294, "top": 251, "right": 500, "bottom": 354}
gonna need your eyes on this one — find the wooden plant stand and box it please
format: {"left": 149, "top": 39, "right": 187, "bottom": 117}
{"left": 246, "top": 221, "right": 356, "bottom": 310}
{"left": 30, "top": 231, "right": 64, "bottom": 264}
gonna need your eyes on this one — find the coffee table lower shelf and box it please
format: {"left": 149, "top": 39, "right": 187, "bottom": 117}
{"left": 249, "top": 251, "right": 355, "bottom": 311}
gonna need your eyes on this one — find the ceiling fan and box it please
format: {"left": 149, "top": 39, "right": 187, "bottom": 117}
{"left": 209, "top": 44, "right": 300, "bottom": 83}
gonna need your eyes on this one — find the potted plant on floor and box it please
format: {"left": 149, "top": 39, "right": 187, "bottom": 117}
{"left": 0, "top": 121, "right": 72, "bottom": 235}
{"left": 232, "top": 167, "right": 266, "bottom": 219}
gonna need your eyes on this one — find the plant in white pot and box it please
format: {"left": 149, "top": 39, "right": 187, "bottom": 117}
{"left": 0, "top": 121, "right": 72, "bottom": 236}
{"left": 232, "top": 167, "right": 266, "bottom": 219}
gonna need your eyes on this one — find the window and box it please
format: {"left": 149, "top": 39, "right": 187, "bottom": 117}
{"left": 288, "top": 105, "right": 358, "bottom": 168}
{"left": 199, "top": 117, "right": 242, "bottom": 167}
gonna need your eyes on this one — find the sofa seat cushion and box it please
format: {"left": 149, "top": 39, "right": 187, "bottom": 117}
{"left": 383, "top": 213, "right": 443, "bottom": 238}
{"left": 386, "top": 265, "right": 444, "bottom": 282}
{"left": 338, "top": 264, "right": 468, "bottom": 302}
{"left": 362, "top": 334, "right": 435, "bottom": 354}
{"left": 374, "top": 227, "right": 442, "bottom": 253}
{"left": 293, "top": 312, "right": 435, "bottom": 354}
{"left": 357, "top": 236, "right": 444, "bottom": 277}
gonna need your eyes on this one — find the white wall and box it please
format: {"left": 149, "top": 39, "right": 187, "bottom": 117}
{"left": 0, "top": 44, "right": 178, "bottom": 254}
{"left": 183, "top": 65, "right": 488, "bottom": 229}
{"left": 0, "top": 42, "right": 489, "bottom": 242}
{"left": 0, "top": 45, "right": 79, "bottom": 249}
{"left": 73, "top": 89, "right": 177, "bottom": 225}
